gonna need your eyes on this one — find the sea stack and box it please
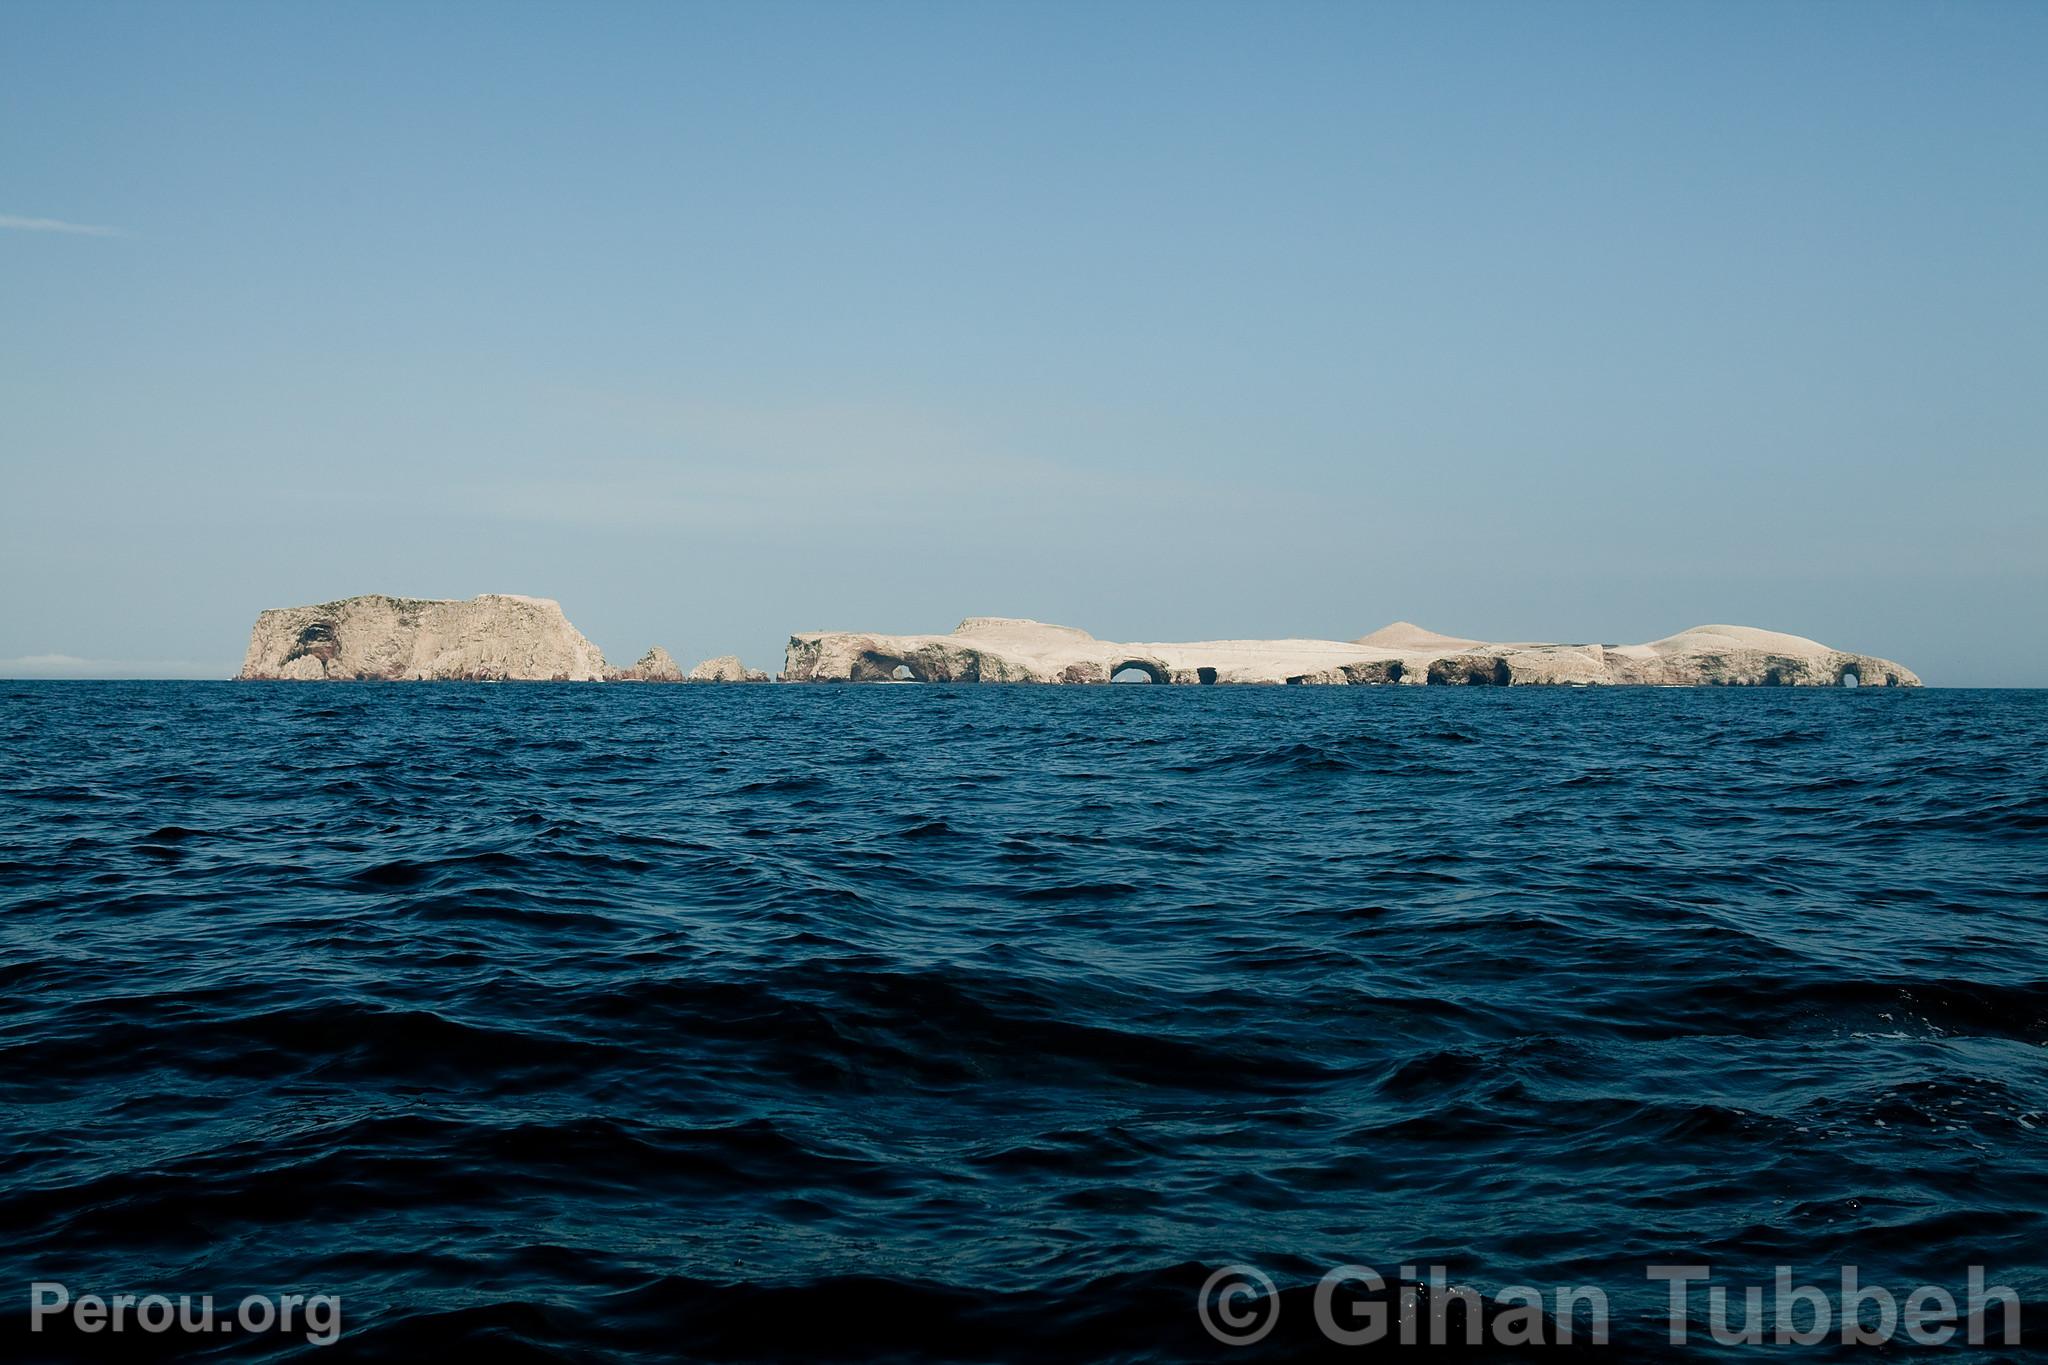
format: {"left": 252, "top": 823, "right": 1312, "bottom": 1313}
{"left": 609, "top": 647, "right": 688, "bottom": 682}
{"left": 781, "top": 618, "right": 1921, "bottom": 686}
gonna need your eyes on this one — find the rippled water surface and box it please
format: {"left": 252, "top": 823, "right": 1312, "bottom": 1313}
{"left": 3, "top": 682, "right": 2045, "bottom": 1360}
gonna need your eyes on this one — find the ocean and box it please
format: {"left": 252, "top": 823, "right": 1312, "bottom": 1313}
{"left": 3, "top": 681, "right": 2044, "bottom": 1360}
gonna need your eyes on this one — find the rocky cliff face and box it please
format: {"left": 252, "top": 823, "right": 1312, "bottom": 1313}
{"left": 237, "top": 594, "right": 612, "bottom": 681}
{"left": 781, "top": 618, "right": 1921, "bottom": 687}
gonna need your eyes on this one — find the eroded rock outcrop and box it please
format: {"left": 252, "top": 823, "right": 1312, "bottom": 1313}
{"left": 688, "top": 655, "right": 771, "bottom": 683}
{"left": 782, "top": 618, "right": 1920, "bottom": 687}
{"left": 238, "top": 594, "right": 612, "bottom": 681}
{"left": 1599, "top": 625, "right": 1917, "bottom": 687}
{"left": 609, "top": 646, "right": 687, "bottom": 682}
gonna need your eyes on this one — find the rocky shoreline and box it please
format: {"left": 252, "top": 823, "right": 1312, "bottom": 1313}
{"left": 783, "top": 617, "right": 1920, "bottom": 687}
{"left": 236, "top": 596, "right": 1919, "bottom": 686}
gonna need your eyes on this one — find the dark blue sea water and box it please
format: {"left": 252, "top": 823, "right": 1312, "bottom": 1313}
{"left": 2, "top": 682, "right": 2044, "bottom": 1361}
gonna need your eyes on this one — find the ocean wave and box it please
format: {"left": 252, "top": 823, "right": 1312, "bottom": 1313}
{"left": 1, "top": 683, "right": 2043, "bottom": 1361}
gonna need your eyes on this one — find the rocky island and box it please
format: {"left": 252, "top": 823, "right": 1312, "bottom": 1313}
{"left": 235, "top": 594, "right": 767, "bottom": 682}
{"left": 782, "top": 618, "right": 1920, "bottom": 686}
{"left": 235, "top": 596, "right": 1918, "bottom": 686}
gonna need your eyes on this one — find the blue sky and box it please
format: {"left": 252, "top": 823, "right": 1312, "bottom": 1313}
{"left": 3, "top": 1, "right": 2042, "bottom": 683}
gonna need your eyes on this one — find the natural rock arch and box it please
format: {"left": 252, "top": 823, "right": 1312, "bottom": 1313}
{"left": 852, "top": 650, "right": 921, "bottom": 682}
{"left": 1110, "top": 660, "right": 1165, "bottom": 684}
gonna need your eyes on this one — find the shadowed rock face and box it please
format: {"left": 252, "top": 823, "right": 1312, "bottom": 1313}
{"left": 781, "top": 618, "right": 1921, "bottom": 687}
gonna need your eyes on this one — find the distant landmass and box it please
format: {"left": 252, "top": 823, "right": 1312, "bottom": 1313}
{"left": 235, "top": 595, "right": 1917, "bottom": 686}
{"left": 784, "top": 617, "right": 1920, "bottom": 686}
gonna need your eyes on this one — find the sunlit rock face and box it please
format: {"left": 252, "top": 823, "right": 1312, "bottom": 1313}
{"left": 236, "top": 594, "right": 612, "bottom": 681}
{"left": 781, "top": 618, "right": 1920, "bottom": 687}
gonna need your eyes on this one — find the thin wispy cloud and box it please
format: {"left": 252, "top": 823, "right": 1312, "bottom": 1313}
{"left": 1, "top": 654, "right": 225, "bottom": 678}
{"left": 464, "top": 389, "right": 1273, "bottom": 534}
{"left": 0, "top": 213, "right": 122, "bottom": 237}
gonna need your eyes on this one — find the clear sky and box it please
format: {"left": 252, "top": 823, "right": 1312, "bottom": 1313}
{"left": 3, "top": 1, "right": 2042, "bottom": 684}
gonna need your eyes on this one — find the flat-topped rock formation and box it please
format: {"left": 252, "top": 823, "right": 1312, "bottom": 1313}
{"left": 238, "top": 594, "right": 613, "bottom": 681}
{"left": 782, "top": 617, "right": 1920, "bottom": 687}
{"left": 236, "top": 594, "right": 761, "bottom": 682}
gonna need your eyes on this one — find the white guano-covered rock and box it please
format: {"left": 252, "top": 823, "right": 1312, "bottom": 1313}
{"left": 781, "top": 618, "right": 1920, "bottom": 687}
{"left": 237, "top": 594, "right": 611, "bottom": 681}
